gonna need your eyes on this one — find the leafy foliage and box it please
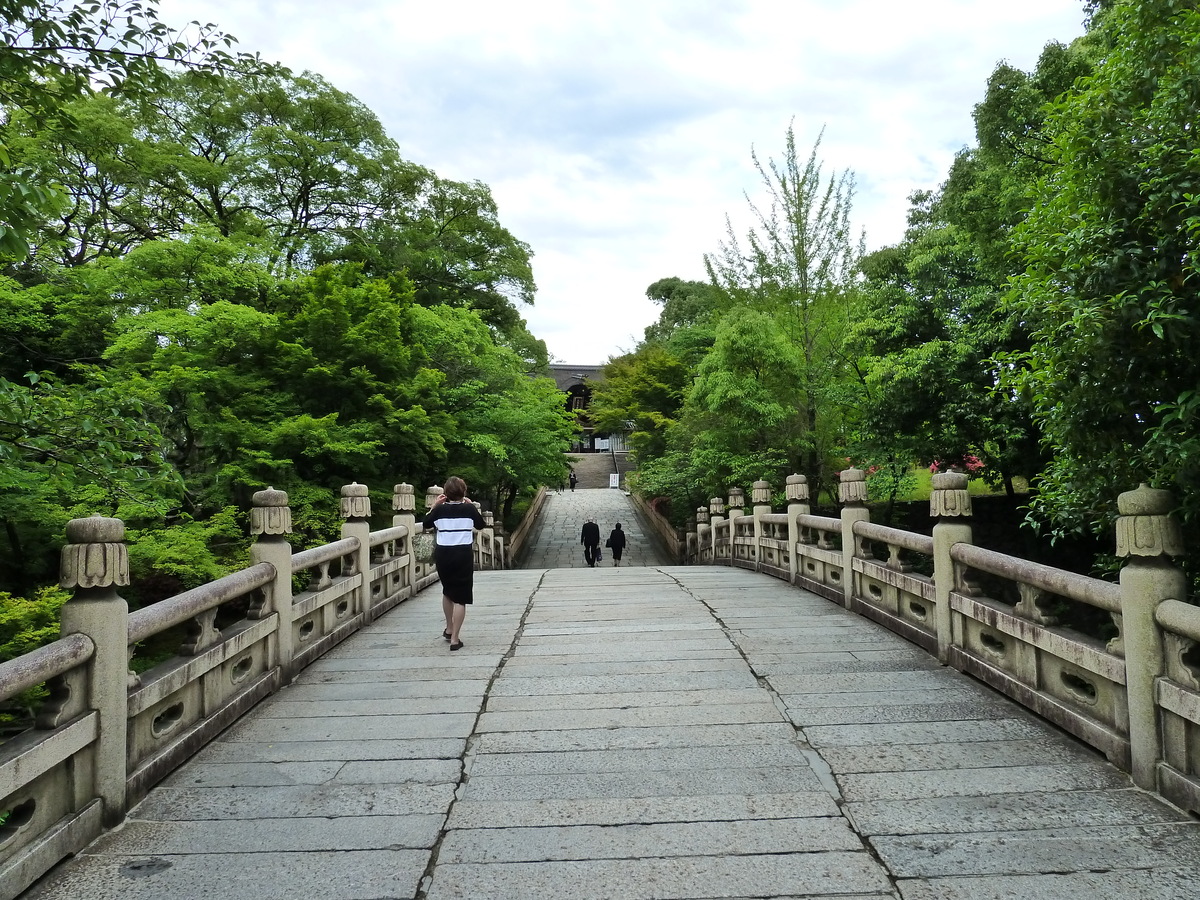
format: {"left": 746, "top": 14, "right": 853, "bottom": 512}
{"left": 0, "top": 0, "right": 268, "bottom": 257}
{"left": 1007, "top": 0, "right": 1200, "bottom": 541}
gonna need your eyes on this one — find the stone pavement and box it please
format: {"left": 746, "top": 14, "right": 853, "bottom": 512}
{"left": 23, "top": 566, "right": 1200, "bottom": 900}
{"left": 521, "top": 486, "right": 673, "bottom": 569}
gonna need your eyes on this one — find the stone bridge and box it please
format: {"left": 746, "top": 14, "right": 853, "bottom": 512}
{"left": 3, "top": 478, "right": 1200, "bottom": 899}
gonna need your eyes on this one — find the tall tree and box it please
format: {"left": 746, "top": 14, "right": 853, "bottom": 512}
{"left": 704, "top": 125, "right": 863, "bottom": 496}
{"left": 0, "top": 0, "right": 263, "bottom": 258}
{"left": 1007, "top": 0, "right": 1200, "bottom": 541}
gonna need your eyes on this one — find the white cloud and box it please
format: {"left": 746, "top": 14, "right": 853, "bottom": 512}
{"left": 159, "top": 0, "right": 1088, "bottom": 363}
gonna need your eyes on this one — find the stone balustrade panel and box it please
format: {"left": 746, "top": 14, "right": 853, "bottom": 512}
{"left": 368, "top": 525, "right": 412, "bottom": 615}
{"left": 124, "top": 563, "right": 281, "bottom": 806}
{"left": 849, "top": 522, "right": 937, "bottom": 653}
{"left": 0, "top": 636, "right": 101, "bottom": 891}
{"left": 1155, "top": 599, "right": 1200, "bottom": 812}
{"left": 793, "top": 514, "right": 844, "bottom": 603}
{"left": 290, "top": 540, "right": 363, "bottom": 673}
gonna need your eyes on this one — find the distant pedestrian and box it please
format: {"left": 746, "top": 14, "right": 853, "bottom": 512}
{"left": 423, "top": 476, "right": 485, "bottom": 652}
{"left": 569, "top": 469, "right": 578, "bottom": 492}
{"left": 606, "top": 523, "right": 626, "bottom": 567}
{"left": 581, "top": 516, "right": 600, "bottom": 566}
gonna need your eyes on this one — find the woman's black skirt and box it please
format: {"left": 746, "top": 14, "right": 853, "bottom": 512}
{"left": 435, "top": 544, "right": 475, "bottom": 604}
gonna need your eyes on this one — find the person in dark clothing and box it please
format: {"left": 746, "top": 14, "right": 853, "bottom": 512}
{"left": 606, "top": 522, "right": 626, "bottom": 567}
{"left": 569, "top": 470, "right": 578, "bottom": 492}
{"left": 423, "top": 476, "right": 485, "bottom": 651}
{"left": 581, "top": 517, "right": 600, "bottom": 566}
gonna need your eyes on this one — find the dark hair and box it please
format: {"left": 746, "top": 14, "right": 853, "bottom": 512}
{"left": 444, "top": 476, "right": 467, "bottom": 501}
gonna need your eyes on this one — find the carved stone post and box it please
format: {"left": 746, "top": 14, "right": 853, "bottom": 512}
{"left": 250, "top": 487, "right": 294, "bottom": 678}
{"left": 839, "top": 468, "right": 869, "bottom": 609}
{"left": 695, "top": 506, "right": 710, "bottom": 564}
{"left": 709, "top": 497, "right": 726, "bottom": 564}
{"left": 59, "top": 516, "right": 129, "bottom": 826}
{"left": 482, "top": 510, "right": 497, "bottom": 570}
{"left": 727, "top": 487, "right": 745, "bottom": 564}
{"left": 931, "top": 471, "right": 973, "bottom": 664}
{"left": 752, "top": 480, "right": 772, "bottom": 573}
{"left": 340, "top": 483, "right": 372, "bottom": 618}
{"left": 1117, "top": 484, "right": 1185, "bottom": 790}
{"left": 392, "top": 483, "right": 417, "bottom": 592}
{"left": 727, "top": 487, "right": 745, "bottom": 520}
{"left": 786, "top": 475, "right": 809, "bottom": 584}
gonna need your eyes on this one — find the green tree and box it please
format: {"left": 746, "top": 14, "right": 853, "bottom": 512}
{"left": 851, "top": 193, "right": 1041, "bottom": 496}
{"left": 0, "top": 0, "right": 263, "bottom": 258}
{"left": 641, "top": 276, "right": 724, "bottom": 366}
{"left": 703, "top": 125, "right": 863, "bottom": 496}
{"left": 1007, "top": 0, "right": 1200, "bottom": 542}
{"left": 589, "top": 344, "right": 690, "bottom": 461}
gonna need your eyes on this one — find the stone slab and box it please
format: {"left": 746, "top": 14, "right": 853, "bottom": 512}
{"left": 255, "top": 696, "right": 480, "bottom": 717}
{"left": 476, "top": 701, "right": 782, "bottom": 733}
{"left": 294, "top": 665, "right": 497, "bottom": 683}
{"left": 805, "top": 718, "right": 1048, "bottom": 747}
{"left": 767, "top": 670, "right": 965, "bottom": 695}
{"left": 88, "top": 814, "right": 445, "bottom": 854}
{"left": 473, "top": 722, "right": 797, "bottom": 754}
{"left": 467, "top": 743, "right": 814, "bottom": 777}
{"left": 132, "top": 783, "right": 454, "bottom": 821}
{"left": 755, "top": 658, "right": 943, "bottom": 675}
{"left": 276, "top": 679, "right": 485, "bottom": 701}
{"left": 221, "top": 712, "right": 477, "bottom": 743}
{"left": 485, "top": 671, "right": 760, "bottom": 698}
{"left": 424, "top": 851, "right": 893, "bottom": 900}
{"left": 873, "top": 823, "right": 1200, "bottom": 877}
{"left": 819, "top": 737, "right": 1102, "bottom": 775}
{"left": 486, "top": 687, "right": 768, "bottom": 712}
{"left": 439, "top": 817, "right": 864, "bottom": 863}
{"left": 846, "top": 788, "right": 1192, "bottom": 836}
{"left": 461, "top": 765, "right": 825, "bottom": 801}
{"left": 447, "top": 792, "right": 843, "bottom": 829}
{"left": 498, "top": 657, "right": 751, "bottom": 677}
{"left": 838, "top": 762, "right": 1130, "bottom": 802}
{"left": 784, "top": 700, "right": 1017, "bottom": 727}
{"left": 189, "top": 737, "right": 465, "bottom": 764}
{"left": 22, "top": 850, "right": 429, "bottom": 900}
{"left": 782, "top": 688, "right": 984, "bottom": 709}
{"left": 896, "top": 868, "right": 1200, "bottom": 900}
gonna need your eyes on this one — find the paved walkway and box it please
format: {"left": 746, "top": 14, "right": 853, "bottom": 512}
{"left": 24, "top": 568, "right": 1200, "bottom": 899}
{"left": 521, "top": 487, "right": 672, "bottom": 569}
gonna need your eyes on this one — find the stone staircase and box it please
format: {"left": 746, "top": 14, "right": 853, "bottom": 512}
{"left": 566, "top": 451, "right": 634, "bottom": 489}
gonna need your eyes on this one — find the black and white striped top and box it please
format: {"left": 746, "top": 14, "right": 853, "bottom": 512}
{"left": 422, "top": 501, "right": 485, "bottom": 547}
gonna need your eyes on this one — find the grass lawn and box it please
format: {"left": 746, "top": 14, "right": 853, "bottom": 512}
{"left": 894, "top": 467, "right": 1029, "bottom": 502}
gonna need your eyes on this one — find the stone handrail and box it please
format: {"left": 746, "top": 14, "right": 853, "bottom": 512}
{"left": 0, "top": 634, "right": 94, "bottom": 703}
{"left": 504, "top": 486, "right": 547, "bottom": 565}
{"left": 952, "top": 542, "right": 1122, "bottom": 613}
{"left": 0, "top": 478, "right": 502, "bottom": 900}
{"left": 680, "top": 471, "right": 1200, "bottom": 818}
{"left": 127, "top": 563, "right": 277, "bottom": 646}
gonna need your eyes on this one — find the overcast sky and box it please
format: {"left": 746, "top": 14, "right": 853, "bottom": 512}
{"left": 160, "top": 0, "right": 1089, "bottom": 365}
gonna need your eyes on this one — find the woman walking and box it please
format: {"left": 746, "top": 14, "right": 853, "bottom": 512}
{"left": 422, "top": 476, "right": 485, "bottom": 651}
{"left": 606, "top": 522, "right": 626, "bottom": 567}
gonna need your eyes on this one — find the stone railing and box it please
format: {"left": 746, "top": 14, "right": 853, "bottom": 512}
{"left": 0, "top": 480, "right": 503, "bottom": 900}
{"left": 504, "top": 486, "right": 549, "bottom": 566}
{"left": 682, "top": 470, "right": 1200, "bottom": 816}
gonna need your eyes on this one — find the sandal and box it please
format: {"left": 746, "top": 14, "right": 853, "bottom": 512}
{"left": 450, "top": 640, "right": 464, "bottom": 651}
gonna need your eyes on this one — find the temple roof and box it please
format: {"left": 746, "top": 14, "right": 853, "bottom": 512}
{"left": 547, "top": 364, "right": 605, "bottom": 391}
